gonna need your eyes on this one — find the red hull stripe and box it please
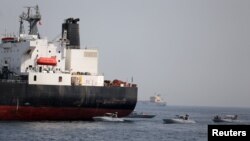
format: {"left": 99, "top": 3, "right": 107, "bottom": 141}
{"left": 0, "top": 106, "right": 133, "bottom": 121}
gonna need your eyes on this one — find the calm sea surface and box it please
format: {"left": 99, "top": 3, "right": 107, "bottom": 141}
{"left": 0, "top": 102, "right": 250, "bottom": 141}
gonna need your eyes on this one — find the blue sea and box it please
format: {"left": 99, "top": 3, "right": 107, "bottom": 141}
{"left": 0, "top": 102, "right": 250, "bottom": 141}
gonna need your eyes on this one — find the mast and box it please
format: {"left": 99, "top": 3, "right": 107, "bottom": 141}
{"left": 19, "top": 17, "right": 25, "bottom": 35}
{"left": 19, "top": 5, "right": 41, "bottom": 38}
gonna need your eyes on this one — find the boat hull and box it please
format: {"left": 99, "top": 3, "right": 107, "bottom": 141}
{"left": 92, "top": 116, "right": 124, "bottom": 122}
{"left": 127, "top": 113, "right": 156, "bottom": 118}
{"left": 163, "top": 118, "right": 196, "bottom": 124}
{"left": 0, "top": 81, "right": 137, "bottom": 121}
{"left": 128, "top": 115, "right": 155, "bottom": 118}
{"left": 213, "top": 119, "right": 238, "bottom": 123}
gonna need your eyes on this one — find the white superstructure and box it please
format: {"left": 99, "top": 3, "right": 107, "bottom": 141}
{"left": 0, "top": 6, "right": 104, "bottom": 86}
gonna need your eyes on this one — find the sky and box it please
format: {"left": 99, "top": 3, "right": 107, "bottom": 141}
{"left": 1, "top": 0, "right": 250, "bottom": 107}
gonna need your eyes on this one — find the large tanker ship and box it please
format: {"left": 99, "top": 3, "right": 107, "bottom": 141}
{"left": 0, "top": 6, "right": 137, "bottom": 120}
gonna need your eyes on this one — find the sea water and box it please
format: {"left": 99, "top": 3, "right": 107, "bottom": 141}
{"left": 0, "top": 103, "right": 250, "bottom": 141}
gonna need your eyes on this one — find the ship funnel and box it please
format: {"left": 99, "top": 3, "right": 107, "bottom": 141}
{"left": 62, "top": 18, "right": 80, "bottom": 49}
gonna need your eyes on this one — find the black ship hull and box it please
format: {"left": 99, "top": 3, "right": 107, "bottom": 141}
{"left": 0, "top": 81, "right": 137, "bottom": 121}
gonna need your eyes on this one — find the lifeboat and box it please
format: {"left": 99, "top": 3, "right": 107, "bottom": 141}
{"left": 37, "top": 57, "right": 57, "bottom": 66}
{"left": 1, "top": 37, "right": 17, "bottom": 43}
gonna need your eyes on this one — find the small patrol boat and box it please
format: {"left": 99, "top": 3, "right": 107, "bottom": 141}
{"left": 163, "top": 114, "right": 196, "bottom": 124}
{"left": 212, "top": 114, "right": 238, "bottom": 123}
{"left": 93, "top": 112, "right": 124, "bottom": 122}
{"left": 127, "top": 111, "right": 155, "bottom": 118}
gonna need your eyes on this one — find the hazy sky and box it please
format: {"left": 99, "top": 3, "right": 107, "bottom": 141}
{"left": 1, "top": 0, "right": 250, "bottom": 107}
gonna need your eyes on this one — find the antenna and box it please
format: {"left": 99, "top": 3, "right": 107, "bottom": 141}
{"left": 19, "top": 17, "right": 25, "bottom": 35}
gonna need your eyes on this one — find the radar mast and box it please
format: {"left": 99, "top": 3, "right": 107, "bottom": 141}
{"left": 19, "top": 5, "right": 41, "bottom": 38}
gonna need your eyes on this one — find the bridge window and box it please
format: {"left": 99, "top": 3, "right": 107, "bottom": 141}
{"left": 34, "top": 75, "right": 37, "bottom": 81}
{"left": 39, "top": 67, "right": 42, "bottom": 72}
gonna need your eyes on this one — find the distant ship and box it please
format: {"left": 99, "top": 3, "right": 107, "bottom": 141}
{"left": 0, "top": 5, "right": 137, "bottom": 121}
{"left": 149, "top": 94, "right": 166, "bottom": 106}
